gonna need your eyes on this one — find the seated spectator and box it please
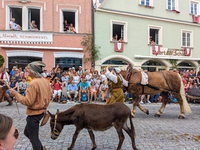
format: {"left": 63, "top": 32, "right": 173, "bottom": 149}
{"left": 112, "top": 34, "right": 118, "bottom": 41}
{"left": 10, "top": 66, "right": 17, "bottom": 78}
{"left": 63, "top": 20, "right": 69, "bottom": 31}
{"left": 190, "top": 82, "right": 199, "bottom": 89}
{"left": 18, "top": 77, "right": 28, "bottom": 96}
{"left": 81, "top": 72, "right": 86, "bottom": 82}
{"left": 61, "top": 72, "right": 69, "bottom": 97}
{"left": 52, "top": 77, "right": 62, "bottom": 102}
{"left": 183, "top": 80, "right": 190, "bottom": 93}
{"left": 10, "top": 18, "right": 22, "bottom": 30}
{"left": 29, "top": 20, "right": 38, "bottom": 30}
{"left": 72, "top": 67, "right": 76, "bottom": 75}
{"left": 90, "top": 81, "right": 97, "bottom": 103}
{"left": 67, "top": 23, "right": 76, "bottom": 33}
{"left": 99, "top": 80, "right": 108, "bottom": 102}
{"left": 6, "top": 77, "right": 19, "bottom": 97}
{"left": 119, "top": 37, "right": 124, "bottom": 43}
{"left": 13, "top": 69, "right": 22, "bottom": 83}
{"left": 78, "top": 66, "right": 83, "bottom": 75}
{"left": 73, "top": 72, "right": 80, "bottom": 85}
{"left": 67, "top": 81, "right": 78, "bottom": 101}
{"left": 86, "top": 71, "right": 92, "bottom": 85}
{"left": 78, "top": 78, "right": 89, "bottom": 103}
{"left": 150, "top": 93, "right": 160, "bottom": 103}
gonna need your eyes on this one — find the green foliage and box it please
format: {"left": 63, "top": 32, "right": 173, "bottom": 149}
{"left": 169, "top": 59, "right": 178, "bottom": 69}
{"left": 81, "top": 34, "right": 101, "bottom": 65}
{"left": 0, "top": 55, "right": 5, "bottom": 67}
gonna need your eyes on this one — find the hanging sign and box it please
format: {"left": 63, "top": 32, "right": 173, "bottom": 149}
{"left": 115, "top": 42, "right": 124, "bottom": 52}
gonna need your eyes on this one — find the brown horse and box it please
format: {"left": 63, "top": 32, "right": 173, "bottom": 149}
{"left": 41, "top": 102, "right": 138, "bottom": 150}
{"left": 121, "top": 69, "right": 191, "bottom": 119}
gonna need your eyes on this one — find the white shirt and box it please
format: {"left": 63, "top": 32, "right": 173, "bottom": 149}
{"left": 101, "top": 74, "right": 106, "bottom": 81}
{"left": 105, "top": 70, "right": 128, "bottom": 87}
{"left": 0, "top": 72, "right": 9, "bottom": 87}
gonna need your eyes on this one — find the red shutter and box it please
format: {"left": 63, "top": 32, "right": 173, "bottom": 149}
{"left": 115, "top": 42, "right": 124, "bottom": 52}
{"left": 152, "top": 45, "right": 160, "bottom": 54}
{"left": 193, "top": 14, "right": 199, "bottom": 23}
{"left": 185, "top": 48, "right": 191, "bottom": 56}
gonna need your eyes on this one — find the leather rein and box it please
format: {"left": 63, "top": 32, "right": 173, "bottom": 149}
{"left": 51, "top": 114, "right": 60, "bottom": 138}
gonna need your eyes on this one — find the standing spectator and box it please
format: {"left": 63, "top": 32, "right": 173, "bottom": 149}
{"left": 78, "top": 66, "right": 83, "bottom": 75}
{"left": 61, "top": 72, "right": 69, "bottom": 97}
{"left": 55, "top": 67, "right": 62, "bottom": 81}
{"left": 183, "top": 80, "right": 190, "bottom": 93}
{"left": 99, "top": 80, "right": 108, "bottom": 102}
{"left": 67, "top": 81, "right": 78, "bottom": 101}
{"left": 101, "top": 70, "right": 107, "bottom": 82}
{"left": 42, "top": 69, "right": 48, "bottom": 78}
{"left": 18, "top": 77, "right": 28, "bottom": 96}
{"left": 90, "top": 81, "right": 97, "bottom": 103}
{"left": 78, "top": 78, "right": 89, "bottom": 103}
{"left": 52, "top": 77, "right": 62, "bottom": 102}
{"left": 140, "top": 95, "right": 151, "bottom": 104}
{"left": 81, "top": 72, "right": 86, "bottom": 82}
{"left": 73, "top": 71, "right": 80, "bottom": 85}
{"left": 0, "top": 114, "right": 18, "bottom": 150}
{"left": 10, "top": 66, "right": 17, "bottom": 78}
{"left": 13, "top": 69, "right": 22, "bottom": 83}
{"left": 19, "top": 67, "right": 24, "bottom": 75}
{"left": 188, "top": 70, "right": 196, "bottom": 83}
{"left": 63, "top": 20, "right": 69, "bottom": 31}
{"left": 6, "top": 77, "right": 19, "bottom": 97}
{"left": 23, "top": 67, "right": 28, "bottom": 78}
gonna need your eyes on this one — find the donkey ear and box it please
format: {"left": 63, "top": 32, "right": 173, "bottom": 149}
{"left": 40, "top": 113, "right": 50, "bottom": 127}
{"left": 57, "top": 109, "right": 59, "bottom": 114}
{"left": 47, "top": 111, "right": 54, "bottom": 118}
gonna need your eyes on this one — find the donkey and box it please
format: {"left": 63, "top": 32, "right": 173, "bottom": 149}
{"left": 41, "top": 102, "right": 138, "bottom": 150}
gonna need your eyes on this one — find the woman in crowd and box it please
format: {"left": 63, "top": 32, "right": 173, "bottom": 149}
{"left": 90, "top": 81, "right": 97, "bottom": 103}
{"left": 6, "top": 77, "right": 19, "bottom": 97}
{"left": 0, "top": 114, "right": 18, "bottom": 150}
{"left": 73, "top": 71, "right": 80, "bottom": 85}
{"left": 13, "top": 68, "right": 22, "bottom": 83}
{"left": 67, "top": 23, "right": 76, "bottom": 32}
{"left": 183, "top": 80, "right": 190, "bottom": 93}
{"left": 63, "top": 20, "right": 69, "bottom": 31}
{"left": 18, "top": 77, "right": 28, "bottom": 96}
{"left": 196, "top": 71, "right": 200, "bottom": 87}
{"left": 99, "top": 80, "right": 108, "bottom": 102}
{"left": 81, "top": 72, "right": 86, "bottom": 82}
{"left": 52, "top": 77, "right": 62, "bottom": 102}
{"left": 86, "top": 71, "right": 92, "bottom": 86}
{"left": 61, "top": 71, "right": 69, "bottom": 97}
{"left": 101, "top": 70, "right": 107, "bottom": 83}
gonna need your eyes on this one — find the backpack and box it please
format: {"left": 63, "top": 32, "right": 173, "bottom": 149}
{"left": 81, "top": 93, "right": 87, "bottom": 101}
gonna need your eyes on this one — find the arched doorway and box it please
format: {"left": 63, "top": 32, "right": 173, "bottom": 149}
{"left": 178, "top": 62, "right": 196, "bottom": 71}
{"left": 101, "top": 58, "right": 129, "bottom": 70}
{"left": 142, "top": 60, "right": 166, "bottom": 72}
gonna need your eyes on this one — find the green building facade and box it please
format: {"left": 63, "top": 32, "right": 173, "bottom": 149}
{"left": 94, "top": 0, "right": 200, "bottom": 72}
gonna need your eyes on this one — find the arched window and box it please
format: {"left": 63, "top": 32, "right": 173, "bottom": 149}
{"left": 102, "top": 58, "right": 129, "bottom": 70}
{"left": 142, "top": 60, "right": 166, "bottom": 72}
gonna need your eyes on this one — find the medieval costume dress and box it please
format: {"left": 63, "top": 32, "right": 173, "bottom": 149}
{"left": 105, "top": 68, "right": 128, "bottom": 104}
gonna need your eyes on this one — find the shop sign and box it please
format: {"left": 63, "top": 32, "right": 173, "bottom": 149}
{"left": 0, "top": 31, "right": 53, "bottom": 42}
{"left": 115, "top": 42, "right": 124, "bottom": 52}
{"left": 159, "top": 48, "right": 185, "bottom": 56}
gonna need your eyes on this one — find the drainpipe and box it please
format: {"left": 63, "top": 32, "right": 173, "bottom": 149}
{"left": 92, "top": 0, "right": 96, "bottom": 68}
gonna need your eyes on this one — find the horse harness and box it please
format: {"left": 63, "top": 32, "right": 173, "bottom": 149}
{"left": 51, "top": 114, "right": 60, "bottom": 138}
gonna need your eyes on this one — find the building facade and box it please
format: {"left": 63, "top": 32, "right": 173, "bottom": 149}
{"left": 0, "top": 0, "right": 92, "bottom": 71}
{"left": 94, "top": 0, "right": 200, "bottom": 72}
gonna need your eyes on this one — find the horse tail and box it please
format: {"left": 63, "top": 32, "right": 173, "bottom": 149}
{"left": 179, "top": 75, "right": 191, "bottom": 114}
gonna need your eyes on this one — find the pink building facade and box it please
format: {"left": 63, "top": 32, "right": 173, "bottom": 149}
{"left": 0, "top": 0, "right": 92, "bottom": 72}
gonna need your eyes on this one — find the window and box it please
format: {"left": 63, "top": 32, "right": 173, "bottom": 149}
{"left": 148, "top": 25, "right": 162, "bottom": 45}
{"left": 168, "top": 0, "right": 176, "bottom": 10}
{"left": 141, "top": 0, "right": 150, "bottom": 6}
{"left": 111, "top": 20, "right": 127, "bottom": 42}
{"left": 10, "top": 8, "right": 22, "bottom": 28}
{"left": 191, "top": 2, "right": 198, "bottom": 15}
{"left": 60, "top": 9, "right": 78, "bottom": 33}
{"left": 28, "top": 8, "right": 40, "bottom": 30}
{"left": 182, "top": 31, "right": 191, "bottom": 47}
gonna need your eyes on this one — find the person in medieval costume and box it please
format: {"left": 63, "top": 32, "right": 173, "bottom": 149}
{"left": 9, "top": 61, "right": 52, "bottom": 150}
{"left": 105, "top": 65, "right": 128, "bottom": 104}
{"left": 0, "top": 55, "right": 13, "bottom": 106}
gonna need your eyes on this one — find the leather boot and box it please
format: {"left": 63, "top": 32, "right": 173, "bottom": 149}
{"left": 43, "top": 146, "right": 47, "bottom": 150}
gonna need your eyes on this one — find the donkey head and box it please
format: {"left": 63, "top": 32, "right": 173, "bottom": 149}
{"left": 40, "top": 109, "right": 64, "bottom": 140}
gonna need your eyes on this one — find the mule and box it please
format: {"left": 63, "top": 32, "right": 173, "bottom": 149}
{"left": 41, "top": 102, "right": 138, "bottom": 150}
{"left": 120, "top": 69, "right": 191, "bottom": 119}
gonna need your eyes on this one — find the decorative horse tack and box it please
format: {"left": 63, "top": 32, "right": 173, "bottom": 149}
{"left": 51, "top": 114, "right": 60, "bottom": 138}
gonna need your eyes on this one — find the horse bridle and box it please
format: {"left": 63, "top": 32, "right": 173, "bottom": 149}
{"left": 51, "top": 115, "right": 60, "bottom": 138}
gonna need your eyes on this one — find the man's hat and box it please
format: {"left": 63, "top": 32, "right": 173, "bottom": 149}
{"left": 79, "top": 66, "right": 82, "bottom": 68}
{"left": 54, "top": 77, "right": 60, "bottom": 80}
{"left": 28, "top": 61, "right": 46, "bottom": 74}
{"left": 114, "top": 68, "right": 121, "bottom": 73}
{"left": 72, "top": 67, "right": 75, "bottom": 70}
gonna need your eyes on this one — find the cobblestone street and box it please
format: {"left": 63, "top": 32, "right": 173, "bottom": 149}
{"left": 0, "top": 101, "right": 200, "bottom": 150}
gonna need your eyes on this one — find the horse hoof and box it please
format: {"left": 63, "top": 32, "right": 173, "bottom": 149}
{"left": 178, "top": 115, "right": 185, "bottom": 119}
{"left": 68, "top": 147, "right": 72, "bottom": 150}
{"left": 154, "top": 114, "right": 160, "bottom": 117}
{"left": 146, "top": 110, "right": 149, "bottom": 115}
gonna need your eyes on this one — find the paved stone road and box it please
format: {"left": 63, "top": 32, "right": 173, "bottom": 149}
{"left": 0, "top": 101, "right": 200, "bottom": 150}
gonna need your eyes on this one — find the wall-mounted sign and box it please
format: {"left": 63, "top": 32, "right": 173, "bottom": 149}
{"left": 152, "top": 45, "right": 160, "bottom": 54}
{"left": 185, "top": 48, "right": 191, "bottom": 56}
{"left": 115, "top": 42, "right": 124, "bottom": 52}
{"left": 0, "top": 31, "right": 53, "bottom": 42}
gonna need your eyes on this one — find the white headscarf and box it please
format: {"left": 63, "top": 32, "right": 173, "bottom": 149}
{"left": 114, "top": 68, "right": 121, "bottom": 74}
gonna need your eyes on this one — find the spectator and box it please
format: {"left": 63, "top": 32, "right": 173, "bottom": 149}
{"left": 6, "top": 68, "right": 10, "bottom": 76}
{"left": 112, "top": 34, "right": 118, "bottom": 41}
{"left": 196, "top": 71, "right": 200, "bottom": 86}
{"left": 61, "top": 72, "right": 69, "bottom": 97}
{"left": 52, "top": 77, "right": 62, "bottom": 103}
{"left": 55, "top": 66, "right": 62, "bottom": 81}
{"left": 140, "top": 94, "right": 151, "bottom": 104}
{"left": 188, "top": 70, "right": 196, "bottom": 83}
{"left": 0, "top": 114, "right": 18, "bottom": 150}
{"left": 18, "top": 77, "right": 28, "bottom": 96}
{"left": 78, "top": 78, "right": 89, "bottom": 103}
{"left": 190, "top": 82, "right": 199, "bottom": 89}
{"left": 67, "top": 23, "right": 76, "bottom": 33}
{"left": 150, "top": 93, "right": 160, "bottom": 103}
{"left": 10, "top": 18, "right": 22, "bottom": 30}
{"left": 23, "top": 67, "right": 28, "bottom": 79}
{"left": 183, "top": 80, "right": 190, "bottom": 93}
{"left": 99, "top": 80, "right": 108, "bottom": 102}
{"left": 119, "top": 37, "right": 124, "bottom": 43}
{"left": 13, "top": 69, "right": 22, "bottom": 83}
{"left": 81, "top": 72, "right": 86, "bottom": 82}
{"left": 42, "top": 69, "right": 48, "bottom": 78}
{"left": 78, "top": 66, "right": 83, "bottom": 75}
{"left": 67, "top": 81, "right": 78, "bottom": 101}
{"left": 72, "top": 67, "right": 76, "bottom": 75}
{"left": 90, "top": 81, "right": 97, "bottom": 103}
{"left": 6, "top": 77, "right": 19, "bottom": 97}
{"left": 73, "top": 71, "right": 80, "bottom": 85}
{"left": 19, "top": 68, "right": 24, "bottom": 75}
{"left": 46, "top": 75, "right": 51, "bottom": 84}
{"left": 101, "top": 70, "right": 107, "bottom": 82}
{"left": 63, "top": 20, "right": 69, "bottom": 31}
{"left": 29, "top": 20, "right": 38, "bottom": 30}
{"left": 86, "top": 71, "right": 92, "bottom": 85}
{"left": 10, "top": 66, "right": 17, "bottom": 78}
